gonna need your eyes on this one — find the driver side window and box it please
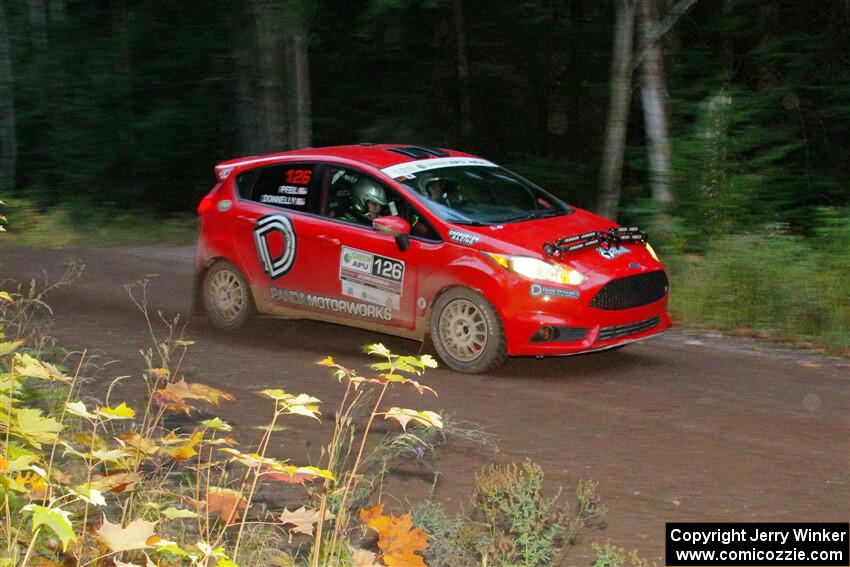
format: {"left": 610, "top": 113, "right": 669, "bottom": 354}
{"left": 322, "top": 166, "right": 395, "bottom": 226}
{"left": 320, "top": 165, "right": 440, "bottom": 241}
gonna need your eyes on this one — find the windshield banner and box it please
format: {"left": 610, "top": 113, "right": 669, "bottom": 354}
{"left": 381, "top": 157, "right": 497, "bottom": 179}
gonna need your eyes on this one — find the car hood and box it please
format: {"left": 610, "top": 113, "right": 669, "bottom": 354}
{"left": 449, "top": 208, "right": 617, "bottom": 257}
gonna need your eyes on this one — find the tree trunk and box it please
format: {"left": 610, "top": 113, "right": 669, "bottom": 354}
{"left": 631, "top": 0, "right": 700, "bottom": 68}
{"left": 253, "top": 0, "right": 288, "bottom": 151}
{"left": 0, "top": 0, "right": 16, "bottom": 191}
{"left": 291, "top": 24, "right": 312, "bottom": 148}
{"left": 756, "top": 2, "right": 779, "bottom": 93}
{"left": 47, "top": 0, "right": 65, "bottom": 25}
{"left": 452, "top": 0, "right": 473, "bottom": 141}
{"left": 235, "top": 43, "right": 260, "bottom": 155}
{"left": 718, "top": 0, "right": 733, "bottom": 73}
{"left": 597, "top": 0, "right": 637, "bottom": 220}
{"left": 28, "top": 0, "right": 47, "bottom": 49}
{"left": 111, "top": 0, "right": 131, "bottom": 172}
{"left": 639, "top": 0, "right": 673, "bottom": 204}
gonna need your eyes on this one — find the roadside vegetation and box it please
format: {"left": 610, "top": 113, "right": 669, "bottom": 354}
{"left": 665, "top": 225, "right": 850, "bottom": 354}
{"left": 1, "top": 198, "right": 197, "bottom": 247}
{"left": 0, "top": 268, "right": 640, "bottom": 566}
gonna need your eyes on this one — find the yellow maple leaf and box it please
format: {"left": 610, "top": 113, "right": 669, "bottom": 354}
{"left": 13, "top": 354, "right": 70, "bottom": 382}
{"left": 13, "top": 407, "right": 63, "bottom": 448}
{"left": 359, "top": 504, "right": 429, "bottom": 567}
{"left": 96, "top": 402, "right": 136, "bottom": 420}
{"left": 165, "top": 431, "right": 204, "bottom": 461}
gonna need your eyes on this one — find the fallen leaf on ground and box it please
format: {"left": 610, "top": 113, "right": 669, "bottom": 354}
{"left": 165, "top": 379, "right": 234, "bottom": 405}
{"left": 152, "top": 388, "right": 191, "bottom": 414}
{"left": 206, "top": 488, "right": 247, "bottom": 524}
{"left": 349, "top": 547, "right": 382, "bottom": 567}
{"left": 84, "top": 472, "right": 141, "bottom": 493}
{"left": 96, "top": 516, "right": 157, "bottom": 553}
{"left": 278, "top": 506, "right": 334, "bottom": 538}
{"left": 359, "top": 504, "right": 429, "bottom": 567}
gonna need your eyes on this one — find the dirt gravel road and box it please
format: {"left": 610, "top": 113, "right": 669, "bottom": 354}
{"left": 2, "top": 245, "right": 848, "bottom": 564}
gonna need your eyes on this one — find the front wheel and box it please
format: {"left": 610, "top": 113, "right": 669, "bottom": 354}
{"left": 430, "top": 288, "right": 507, "bottom": 373}
{"left": 202, "top": 260, "right": 253, "bottom": 330}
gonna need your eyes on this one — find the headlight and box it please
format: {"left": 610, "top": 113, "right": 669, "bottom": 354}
{"left": 645, "top": 242, "right": 660, "bottom": 262}
{"left": 485, "top": 253, "right": 587, "bottom": 285}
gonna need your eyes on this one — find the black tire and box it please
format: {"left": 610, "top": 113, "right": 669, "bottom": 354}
{"left": 429, "top": 287, "right": 507, "bottom": 373}
{"left": 202, "top": 260, "right": 254, "bottom": 331}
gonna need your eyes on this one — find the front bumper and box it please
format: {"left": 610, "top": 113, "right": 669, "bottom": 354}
{"left": 499, "top": 276, "right": 671, "bottom": 356}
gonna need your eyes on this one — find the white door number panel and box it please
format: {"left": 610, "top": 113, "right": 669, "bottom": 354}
{"left": 339, "top": 246, "right": 405, "bottom": 310}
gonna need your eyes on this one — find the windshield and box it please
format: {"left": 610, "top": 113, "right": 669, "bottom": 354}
{"left": 397, "top": 165, "right": 572, "bottom": 224}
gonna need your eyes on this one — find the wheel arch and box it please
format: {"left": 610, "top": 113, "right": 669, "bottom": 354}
{"left": 193, "top": 254, "right": 244, "bottom": 316}
{"left": 419, "top": 262, "right": 511, "bottom": 339}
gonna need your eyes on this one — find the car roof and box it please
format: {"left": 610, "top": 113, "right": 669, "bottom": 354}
{"left": 214, "top": 144, "right": 479, "bottom": 177}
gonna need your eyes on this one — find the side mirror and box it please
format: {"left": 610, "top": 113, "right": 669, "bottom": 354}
{"left": 373, "top": 215, "right": 411, "bottom": 235}
{"left": 372, "top": 216, "right": 411, "bottom": 252}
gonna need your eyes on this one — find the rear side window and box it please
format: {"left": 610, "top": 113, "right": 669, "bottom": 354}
{"left": 243, "top": 164, "right": 319, "bottom": 213}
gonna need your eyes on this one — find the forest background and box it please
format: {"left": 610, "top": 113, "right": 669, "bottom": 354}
{"left": 1, "top": 0, "right": 849, "bottom": 349}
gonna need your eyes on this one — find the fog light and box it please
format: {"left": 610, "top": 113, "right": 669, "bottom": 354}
{"left": 530, "top": 326, "right": 589, "bottom": 343}
{"left": 531, "top": 326, "right": 559, "bottom": 343}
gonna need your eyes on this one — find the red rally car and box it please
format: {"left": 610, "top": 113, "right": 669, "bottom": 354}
{"left": 195, "top": 144, "right": 671, "bottom": 373}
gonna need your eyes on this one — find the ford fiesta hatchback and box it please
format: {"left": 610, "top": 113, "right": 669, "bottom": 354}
{"left": 195, "top": 144, "right": 670, "bottom": 373}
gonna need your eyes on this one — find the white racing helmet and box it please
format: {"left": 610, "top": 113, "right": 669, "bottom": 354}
{"left": 351, "top": 177, "right": 388, "bottom": 215}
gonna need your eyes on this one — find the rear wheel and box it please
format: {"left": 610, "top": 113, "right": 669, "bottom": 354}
{"left": 202, "top": 260, "right": 253, "bottom": 330}
{"left": 430, "top": 288, "right": 507, "bottom": 373}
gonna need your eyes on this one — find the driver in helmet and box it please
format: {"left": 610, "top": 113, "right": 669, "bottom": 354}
{"left": 342, "top": 177, "right": 388, "bottom": 225}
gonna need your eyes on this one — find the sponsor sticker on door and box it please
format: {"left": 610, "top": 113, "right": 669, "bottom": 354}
{"left": 339, "top": 247, "right": 404, "bottom": 310}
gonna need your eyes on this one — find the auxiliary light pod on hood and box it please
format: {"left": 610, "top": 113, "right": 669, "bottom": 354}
{"left": 543, "top": 226, "right": 648, "bottom": 258}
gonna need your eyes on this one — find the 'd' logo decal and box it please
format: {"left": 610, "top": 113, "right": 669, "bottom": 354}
{"left": 253, "top": 214, "right": 297, "bottom": 279}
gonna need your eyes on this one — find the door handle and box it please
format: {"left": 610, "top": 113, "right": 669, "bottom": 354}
{"left": 317, "top": 234, "right": 340, "bottom": 246}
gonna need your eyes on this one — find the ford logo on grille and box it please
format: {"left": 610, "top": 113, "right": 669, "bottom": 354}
{"left": 629, "top": 262, "right": 642, "bottom": 269}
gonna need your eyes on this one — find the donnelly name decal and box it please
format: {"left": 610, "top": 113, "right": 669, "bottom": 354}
{"left": 270, "top": 287, "right": 392, "bottom": 321}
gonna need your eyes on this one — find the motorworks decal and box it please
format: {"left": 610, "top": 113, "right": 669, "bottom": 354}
{"left": 270, "top": 287, "right": 392, "bottom": 321}
{"left": 597, "top": 245, "right": 631, "bottom": 260}
{"left": 380, "top": 157, "right": 497, "bottom": 179}
{"left": 448, "top": 229, "right": 480, "bottom": 245}
{"left": 530, "top": 283, "right": 580, "bottom": 300}
{"left": 339, "top": 247, "right": 404, "bottom": 310}
{"left": 254, "top": 214, "right": 296, "bottom": 279}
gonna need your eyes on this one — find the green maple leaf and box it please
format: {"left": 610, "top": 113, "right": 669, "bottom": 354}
{"left": 0, "top": 339, "right": 25, "bottom": 356}
{"left": 201, "top": 417, "right": 232, "bottom": 432}
{"left": 13, "top": 408, "right": 63, "bottom": 449}
{"left": 24, "top": 504, "right": 76, "bottom": 551}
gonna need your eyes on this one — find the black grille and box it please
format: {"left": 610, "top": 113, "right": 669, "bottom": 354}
{"left": 598, "top": 316, "right": 660, "bottom": 341}
{"left": 590, "top": 271, "right": 668, "bottom": 310}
